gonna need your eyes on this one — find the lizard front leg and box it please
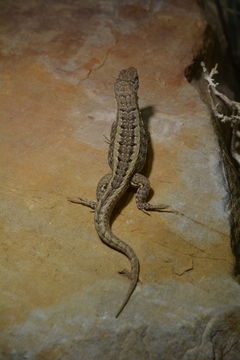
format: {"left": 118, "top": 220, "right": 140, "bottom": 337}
{"left": 131, "top": 173, "right": 172, "bottom": 214}
{"left": 68, "top": 173, "right": 112, "bottom": 210}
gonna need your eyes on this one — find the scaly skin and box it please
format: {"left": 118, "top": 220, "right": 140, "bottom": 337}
{"left": 69, "top": 67, "right": 170, "bottom": 317}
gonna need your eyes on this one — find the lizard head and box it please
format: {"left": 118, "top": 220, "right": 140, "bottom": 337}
{"left": 114, "top": 67, "right": 139, "bottom": 96}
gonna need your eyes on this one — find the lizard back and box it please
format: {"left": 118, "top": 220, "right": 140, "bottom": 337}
{"left": 109, "top": 67, "right": 148, "bottom": 189}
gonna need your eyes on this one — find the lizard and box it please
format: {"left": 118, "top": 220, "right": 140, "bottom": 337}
{"left": 69, "top": 67, "right": 170, "bottom": 318}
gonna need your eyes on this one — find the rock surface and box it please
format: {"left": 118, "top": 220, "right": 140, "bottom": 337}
{"left": 0, "top": 0, "right": 239, "bottom": 359}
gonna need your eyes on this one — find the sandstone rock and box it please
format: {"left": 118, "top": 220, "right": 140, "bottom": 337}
{"left": 0, "top": 0, "right": 239, "bottom": 358}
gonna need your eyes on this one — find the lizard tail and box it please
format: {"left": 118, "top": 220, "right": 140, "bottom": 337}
{"left": 95, "top": 212, "right": 139, "bottom": 317}
{"left": 115, "top": 252, "right": 139, "bottom": 318}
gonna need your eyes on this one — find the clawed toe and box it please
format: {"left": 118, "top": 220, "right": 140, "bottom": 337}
{"left": 68, "top": 197, "right": 97, "bottom": 210}
{"left": 140, "top": 208, "right": 151, "bottom": 216}
{"left": 118, "top": 268, "right": 132, "bottom": 280}
{"left": 148, "top": 204, "right": 177, "bottom": 213}
{"left": 67, "top": 197, "right": 84, "bottom": 204}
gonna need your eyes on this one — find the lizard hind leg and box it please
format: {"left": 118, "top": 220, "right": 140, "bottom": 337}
{"left": 96, "top": 173, "right": 112, "bottom": 200}
{"left": 68, "top": 173, "right": 112, "bottom": 210}
{"left": 118, "top": 268, "right": 133, "bottom": 280}
{"left": 131, "top": 173, "right": 174, "bottom": 214}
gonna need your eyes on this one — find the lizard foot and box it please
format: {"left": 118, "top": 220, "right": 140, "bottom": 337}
{"left": 68, "top": 197, "right": 96, "bottom": 210}
{"left": 118, "top": 269, "right": 142, "bottom": 283}
{"left": 118, "top": 268, "right": 132, "bottom": 280}
{"left": 139, "top": 203, "right": 178, "bottom": 214}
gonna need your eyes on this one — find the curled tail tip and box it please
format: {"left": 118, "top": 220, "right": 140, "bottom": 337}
{"left": 115, "top": 309, "right": 122, "bottom": 318}
{"left": 115, "top": 278, "right": 139, "bottom": 318}
{"left": 115, "top": 300, "right": 128, "bottom": 318}
{"left": 115, "top": 298, "right": 127, "bottom": 318}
